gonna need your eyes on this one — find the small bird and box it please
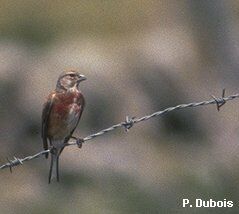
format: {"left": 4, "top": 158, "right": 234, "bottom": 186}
{"left": 42, "top": 70, "right": 86, "bottom": 183}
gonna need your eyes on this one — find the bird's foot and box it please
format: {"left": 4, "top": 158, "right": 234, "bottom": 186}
{"left": 70, "top": 136, "right": 84, "bottom": 148}
{"left": 76, "top": 138, "right": 84, "bottom": 148}
{"left": 50, "top": 147, "right": 57, "bottom": 155}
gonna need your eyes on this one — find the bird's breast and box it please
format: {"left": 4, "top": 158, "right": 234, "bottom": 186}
{"left": 55, "top": 92, "right": 82, "bottom": 114}
{"left": 48, "top": 90, "right": 84, "bottom": 139}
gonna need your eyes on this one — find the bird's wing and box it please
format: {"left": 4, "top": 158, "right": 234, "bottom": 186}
{"left": 41, "top": 92, "right": 55, "bottom": 158}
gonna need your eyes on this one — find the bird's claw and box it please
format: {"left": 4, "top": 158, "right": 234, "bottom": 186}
{"left": 76, "top": 138, "right": 84, "bottom": 148}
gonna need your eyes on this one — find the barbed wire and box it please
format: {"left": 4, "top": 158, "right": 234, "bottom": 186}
{"left": 1, "top": 89, "right": 239, "bottom": 171}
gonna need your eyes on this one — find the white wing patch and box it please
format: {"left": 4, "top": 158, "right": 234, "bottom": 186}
{"left": 67, "top": 104, "right": 81, "bottom": 130}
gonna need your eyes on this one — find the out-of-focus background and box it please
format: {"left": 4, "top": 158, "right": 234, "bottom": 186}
{"left": 1, "top": 1, "right": 239, "bottom": 213}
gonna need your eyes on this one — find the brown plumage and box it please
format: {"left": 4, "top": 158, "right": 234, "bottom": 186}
{"left": 42, "top": 70, "right": 86, "bottom": 183}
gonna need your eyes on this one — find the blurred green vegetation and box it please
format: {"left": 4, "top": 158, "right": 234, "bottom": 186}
{"left": 0, "top": 0, "right": 159, "bottom": 47}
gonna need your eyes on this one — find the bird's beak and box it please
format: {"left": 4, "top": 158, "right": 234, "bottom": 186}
{"left": 78, "top": 75, "right": 87, "bottom": 82}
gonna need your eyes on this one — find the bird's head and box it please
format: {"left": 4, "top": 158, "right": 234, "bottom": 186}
{"left": 56, "top": 70, "right": 86, "bottom": 91}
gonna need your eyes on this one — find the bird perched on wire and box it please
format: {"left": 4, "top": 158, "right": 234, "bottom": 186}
{"left": 42, "top": 70, "right": 86, "bottom": 183}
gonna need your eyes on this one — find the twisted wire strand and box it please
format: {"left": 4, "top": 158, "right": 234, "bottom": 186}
{"left": 1, "top": 91, "right": 239, "bottom": 170}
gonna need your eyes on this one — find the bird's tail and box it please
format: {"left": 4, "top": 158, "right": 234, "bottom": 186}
{"left": 48, "top": 150, "right": 60, "bottom": 183}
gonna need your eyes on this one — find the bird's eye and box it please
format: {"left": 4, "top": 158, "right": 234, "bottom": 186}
{"left": 68, "top": 74, "right": 75, "bottom": 77}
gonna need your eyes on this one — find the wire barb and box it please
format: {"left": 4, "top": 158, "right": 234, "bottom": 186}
{"left": 211, "top": 88, "right": 226, "bottom": 111}
{"left": 6, "top": 157, "right": 12, "bottom": 173}
{"left": 1, "top": 90, "right": 239, "bottom": 171}
{"left": 123, "top": 116, "right": 135, "bottom": 132}
{"left": 5, "top": 156, "right": 23, "bottom": 172}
